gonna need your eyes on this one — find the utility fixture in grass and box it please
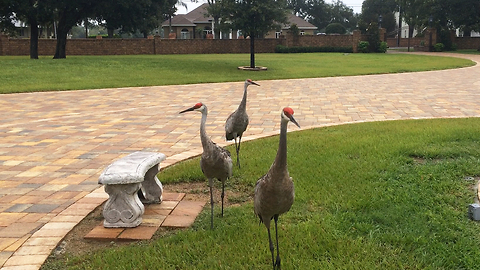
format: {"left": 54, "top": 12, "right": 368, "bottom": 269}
{"left": 179, "top": 103, "right": 233, "bottom": 229}
{"left": 254, "top": 107, "right": 300, "bottom": 269}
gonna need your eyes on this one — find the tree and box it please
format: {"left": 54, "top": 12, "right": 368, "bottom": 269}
{"left": 218, "top": 0, "right": 288, "bottom": 68}
{"left": 304, "top": 0, "right": 356, "bottom": 33}
{"left": 0, "top": 0, "right": 16, "bottom": 36}
{"left": 358, "top": 0, "right": 396, "bottom": 34}
{"left": 95, "top": 0, "right": 174, "bottom": 38}
{"left": 327, "top": 1, "right": 357, "bottom": 32}
{"left": 287, "top": 0, "right": 308, "bottom": 17}
{"left": 304, "top": 0, "right": 329, "bottom": 31}
{"left": 325, "top": 22, "right": 346, "bottom": 34}
{"left": 0, "top": 0, "right": 52, "bottom": 59}
{"left": 395, "top": 0, "right": 432, "bottom": 51}
{"left": 443, "top": 0, "right": 480, "bottom": 36}
{"left": 45, "top": 0, "right": 97, "bottom": 59}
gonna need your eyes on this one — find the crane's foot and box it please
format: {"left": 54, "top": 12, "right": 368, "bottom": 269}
{"left": 275, "top": 257, "right": 281, "bottom": 269}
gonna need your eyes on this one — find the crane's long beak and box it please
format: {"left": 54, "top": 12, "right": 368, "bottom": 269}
{"left": 289, "top": 115, "right": 300, "bottom": 128}
{"left": 252, "top": 81, "right": 260, "bottom": 86}
{"left": 179, "top": 106, "right": 195, "bottom": 114}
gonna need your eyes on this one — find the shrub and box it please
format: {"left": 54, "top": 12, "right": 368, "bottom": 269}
{"left": 358, "top": 41, "right": 370, "bottom": 53}
{"left": 434, "top": 43, "right": 445, "bottom": 52}
{"left": 275, "top": 45, "right": 353, "bottom": 53}
{"left": 325, "top": 23, "right": 347, "bottom": 35}
{"left": 378, "top": 41, "right": 388, "bottom": 53}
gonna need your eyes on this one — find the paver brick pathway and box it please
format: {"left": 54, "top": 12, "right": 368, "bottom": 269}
{"left": 0, "top": 52, "right": 480, "bottom": 269}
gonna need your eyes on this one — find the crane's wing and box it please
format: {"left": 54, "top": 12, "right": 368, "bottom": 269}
{"left": 201, "top": 142, "right": 232, "bottom": 180}
{"left": 225, "top": 111, "right": 237, "bottom": 140}
{"left": 225, "top": 111, "right": 249, "bottom": 141}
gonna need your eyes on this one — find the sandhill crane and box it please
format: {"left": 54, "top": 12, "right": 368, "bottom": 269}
{"left": 180, "top": 102, "right": 233, "bottom": 229}
{"left": 225, "top": 79, "right": 260, "bottom": 168}
{"left": 254, "top": 107, "right": 300, "bottom": 269}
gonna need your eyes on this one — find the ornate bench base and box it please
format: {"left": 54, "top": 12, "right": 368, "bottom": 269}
{"left": 98, "top": 152, "right": 166, "bottom": 228}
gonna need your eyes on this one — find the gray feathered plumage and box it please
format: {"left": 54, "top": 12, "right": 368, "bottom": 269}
{"left": 254, "top": 107, "right": 300, "bottom": 269}
{"left": 180, "top": 103, "right": 233, "bottom": 229}
{"left": 225, "top": 79, "right": 259, "bottom": 168}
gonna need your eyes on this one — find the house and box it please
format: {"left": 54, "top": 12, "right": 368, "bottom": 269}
{"left": 162, "top": 3, "right": 317, "bottom": 39}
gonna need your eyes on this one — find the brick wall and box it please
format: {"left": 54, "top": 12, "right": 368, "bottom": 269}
{"left": 285, "top": 34, "right": 353, "bottom": 48}
{"left": 455, "top": 37, "right": 480, "bottom": 50}
{"left": 0, "top": 31, "right": 426, "bottom": 56}
{"left": 154, "top": 38, "right": 284, "bottom": 54}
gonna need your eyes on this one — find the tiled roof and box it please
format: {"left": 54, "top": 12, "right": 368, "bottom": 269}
{"left": 185, "top": 3, "right": 213, "bottom": 23}
{"left": 285, "top": 14, "right": 317, "bottom": 30}
{"left": 163, "top": 4, "right": 316, "bottom": 30}
{"left": 162, "top": 3, "right": 212, "bottom": 27}
{"left": 162, "top": 15, "right": 196, "bottom": 27}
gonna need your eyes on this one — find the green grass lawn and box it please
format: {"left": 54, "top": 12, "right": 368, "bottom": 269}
{"left": 42, "top": 118, "right": 480, "bottom": 269}
{"left": 0, "top": 53, "right": 474, "bottom": 94}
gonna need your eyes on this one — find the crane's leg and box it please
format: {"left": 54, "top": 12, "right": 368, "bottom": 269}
{"left": 237, "top": 134, "right": 243, "bottom": 168}
{"left": 274, "top": 215, "right": 281, "bottom": 269}
{"left": 221, "top": 181, "right": 225, "bottom": 217}
{"left": 266, "top": 224, "right": 275, "bottom": 270}
{"left": 234, "top": 137, "right": 241, "bottom": 168}
{"left": 208, "top": 178, "right": 214, "bottom": 229}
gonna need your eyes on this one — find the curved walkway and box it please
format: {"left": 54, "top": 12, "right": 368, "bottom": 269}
{"left": 1, "top": 52, "right": 480, "bottom": 269}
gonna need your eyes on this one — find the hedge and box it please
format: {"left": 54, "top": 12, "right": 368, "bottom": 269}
{"left": 275, "top": 45, "right": 353, "bottom": 53}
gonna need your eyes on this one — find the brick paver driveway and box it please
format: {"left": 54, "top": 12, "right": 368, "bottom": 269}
{"left": 0, "top": 52, "right": 479, "bottom": 269}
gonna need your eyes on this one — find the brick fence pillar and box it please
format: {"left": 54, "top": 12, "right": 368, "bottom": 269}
{"left": 426, "top": 28, "right": 437, "bottom": 51}
{"left": 154, "top": 35, "right": 161, "bottom": 54}
{"left": 352, "top": 30, "right": 361, "bottom": 53}
{"left": 379, "top": 28, "right": 386, "bottom": 42}
{"left": 0, "top": 34, "right": 7, "bottom": 56}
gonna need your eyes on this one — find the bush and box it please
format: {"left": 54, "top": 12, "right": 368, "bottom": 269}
{"left": 358, "top": 41, "right": 370, "bottom": 53}
{"left": 378, "top": 41, "right": 388, "bottom": 53}
{"left": 434, "top": 43, "right": 445, "bottom": 52}
{"left": 325, "top": 23, "right": 347, "bottom": 35}
{"left": 275, "top": 45, "right": 353, "bottom": 53}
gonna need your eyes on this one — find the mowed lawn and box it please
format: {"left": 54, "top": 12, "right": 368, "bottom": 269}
{"left": 4, "top": 51, "right": 478, "bottom": 269}
{"left": 0, "top": 53, "right": 474, "bottom": 94}
{"left": 42, "top": 118, "right": 480, "bottom": 269}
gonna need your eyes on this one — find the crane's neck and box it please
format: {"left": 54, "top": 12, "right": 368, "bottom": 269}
{"left": 199, "top": 108, "right": 212, "bottom": 150}
{"left": 272, "top": 118, "right": 289, "bottom": 172}
{"left": 238, "top": 84, "right": 248, "bottom": 112}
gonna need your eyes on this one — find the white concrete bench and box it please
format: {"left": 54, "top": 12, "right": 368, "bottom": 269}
{"left": 98, "top": 151, "right": 166, "bottom": 228}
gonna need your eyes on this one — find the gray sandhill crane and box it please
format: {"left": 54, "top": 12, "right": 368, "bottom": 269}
{"left": 180, "top": 102, "right": 233, "bottom": 229}
{"left": 225, "top": 79, "right": 260, "bottom": 168}
{"left": 254, "top": 107, "right": 300, "bottom": 269}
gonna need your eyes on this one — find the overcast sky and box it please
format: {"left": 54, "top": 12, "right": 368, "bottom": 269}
{"left": 176, "top": 0, "right": 364, "bottom": 15}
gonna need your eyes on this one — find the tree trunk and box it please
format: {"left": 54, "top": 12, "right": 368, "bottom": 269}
{"left": 54, "top": 12, "right": 69, "bottom": 59}
{"left": 214, "top": 17, "right": 220, "bottom": 39}
{"left": 397, "top": 6, "right": 402, "bottom": 47}
{"left": 85, "top": 18, "right": 88, "bottom": 38}
{"left": 30, "top": 20, "right": 39, "bottom": 59}
{"left": 407, "top": 25, "right": 413, "bottom": 52}
{"left": 249, "top": 34, "right": 255, "bottom": 68}
{"left": 108, "top": 28, "right": 114, "bottom": 38}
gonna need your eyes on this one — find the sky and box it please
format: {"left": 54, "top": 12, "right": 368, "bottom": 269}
{"left": 176, "top": 0, "right": 364, "bottom": 15}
